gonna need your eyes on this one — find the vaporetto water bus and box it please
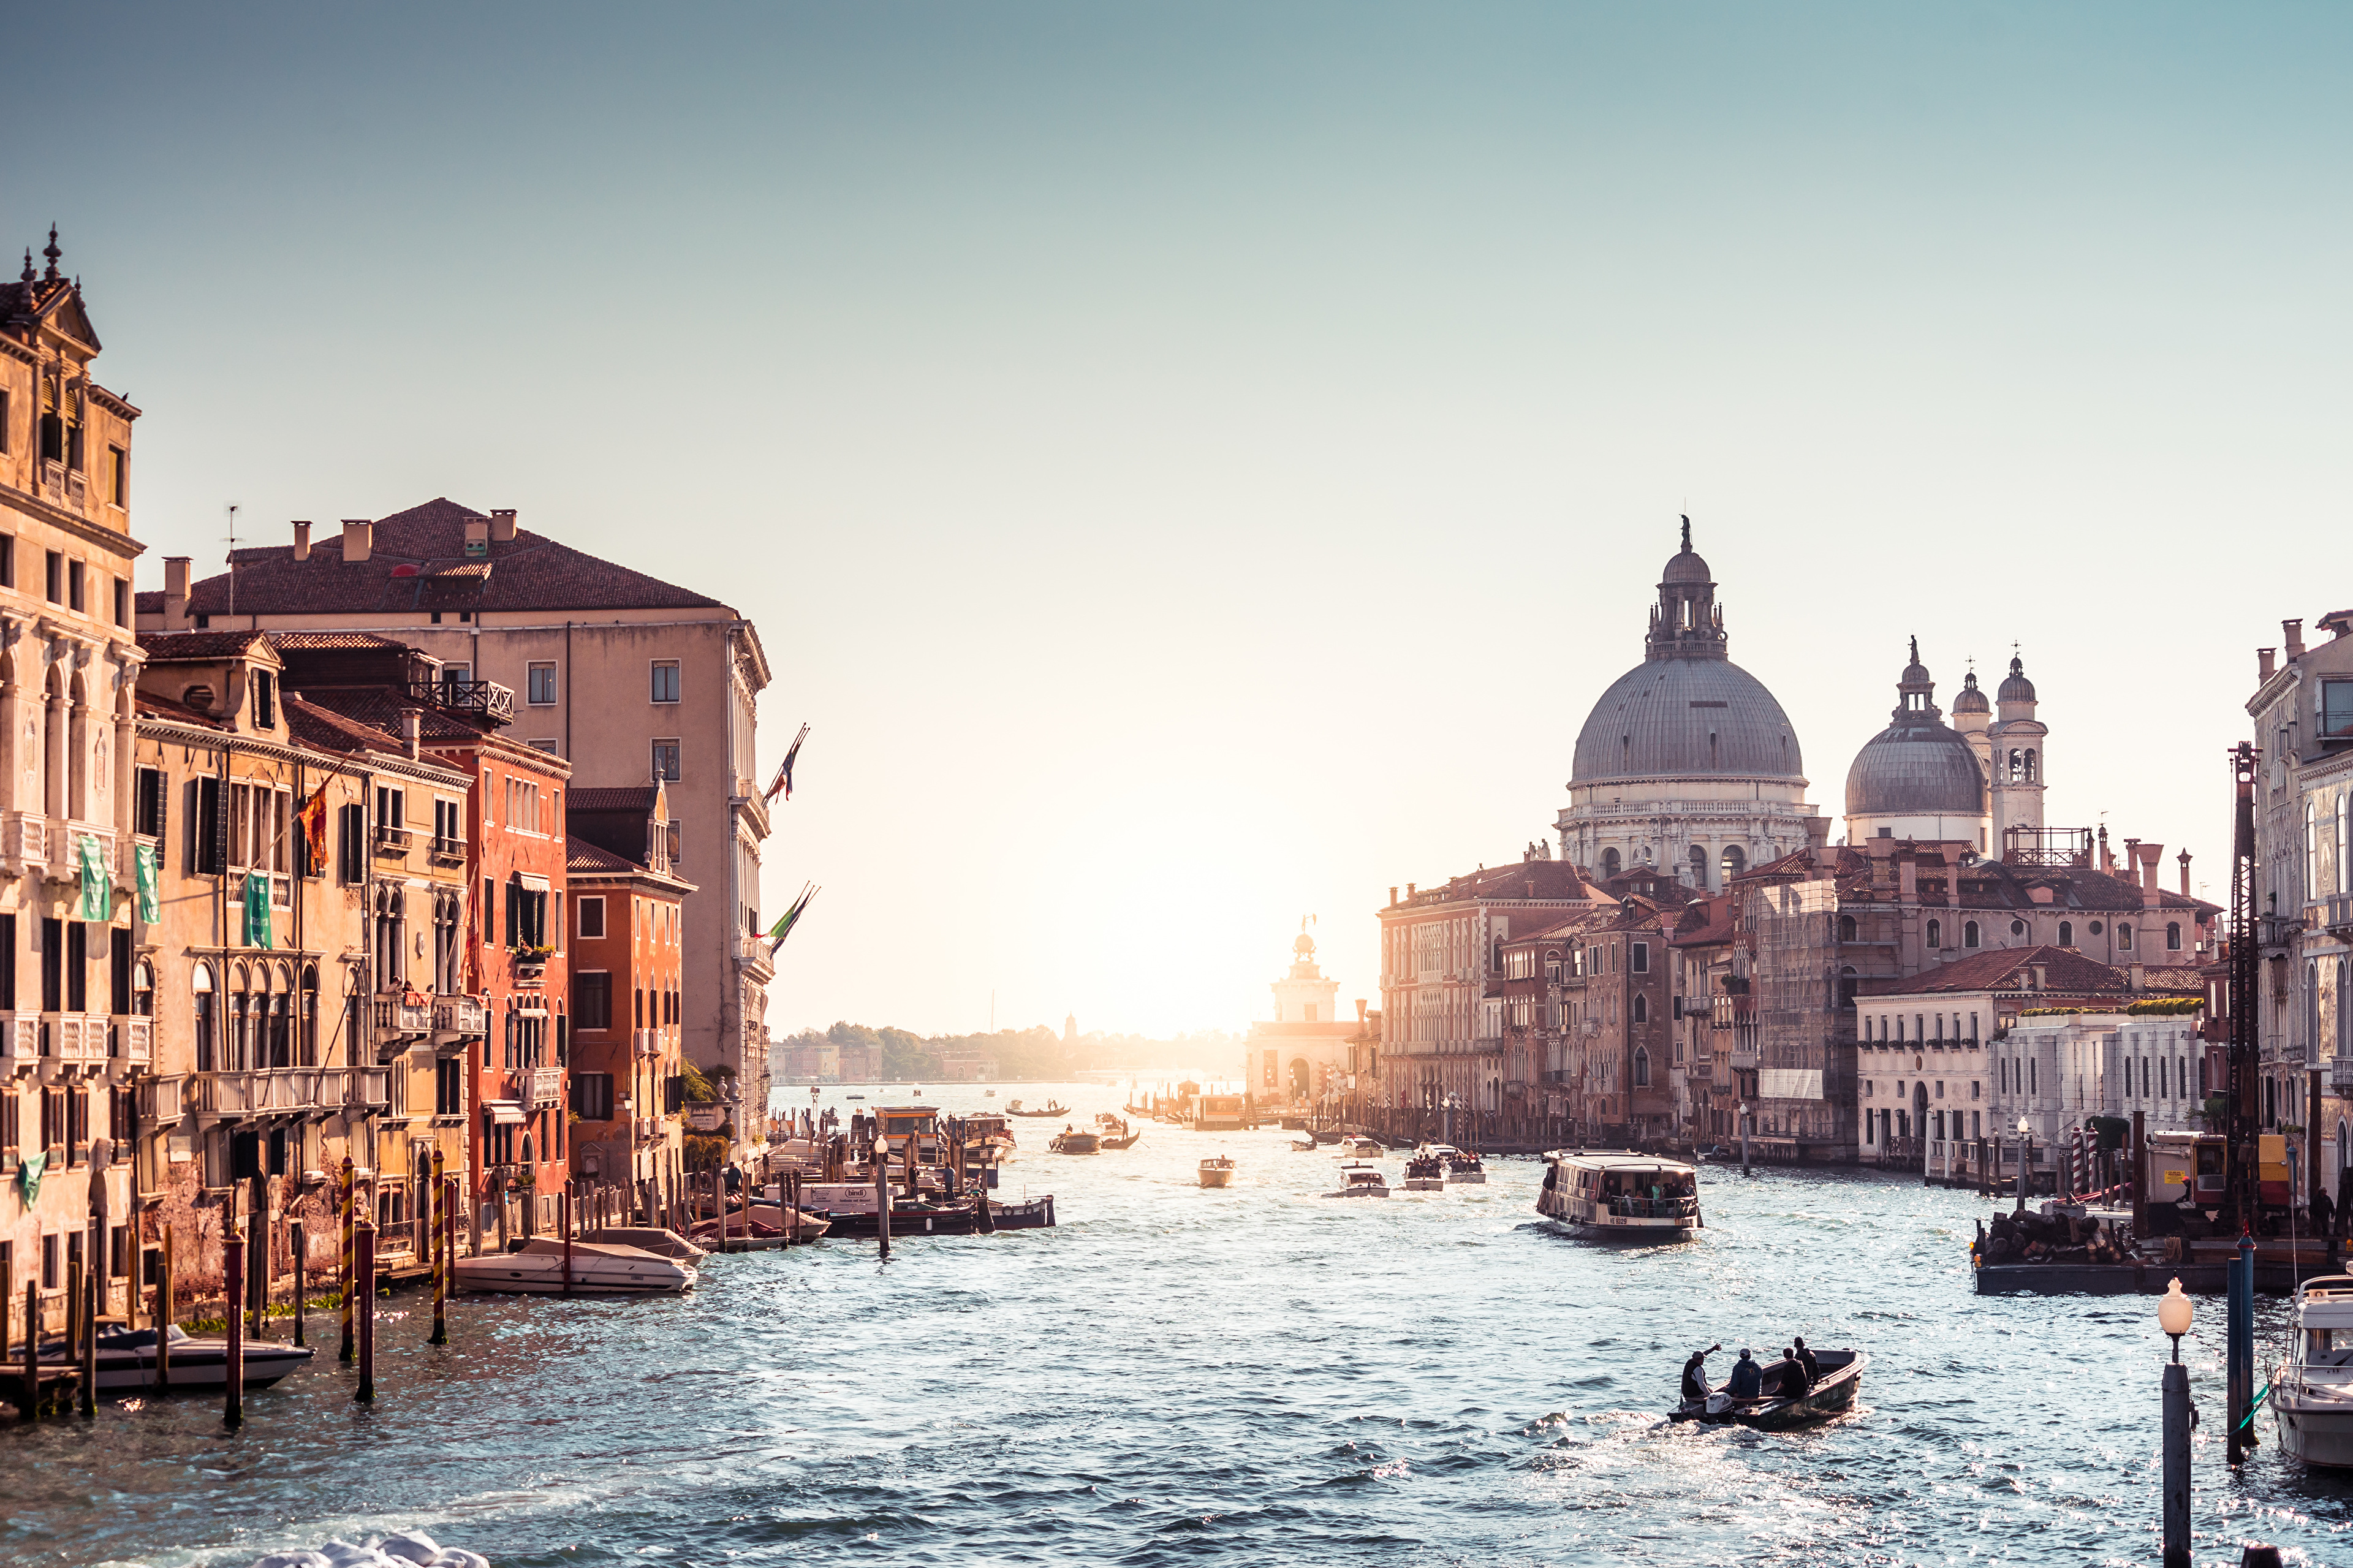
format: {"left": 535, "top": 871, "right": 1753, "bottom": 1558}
{"left": 1536, "top": 1150, "right": 1703, "bottom": 1240}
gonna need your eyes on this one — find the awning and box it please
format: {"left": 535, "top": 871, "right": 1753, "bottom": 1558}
{"left": 515, "top": 1007, "right": 548, "bottom": 1020}
{"left": 485, "top": 1102, "right": 526, "bottom": 1125}
{"left": 517, "top": 873, "right": 550, "bottom": 892}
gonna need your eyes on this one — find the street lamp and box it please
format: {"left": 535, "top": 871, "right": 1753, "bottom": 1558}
{"left": 2159, "top": 1277, "right": 2192, "bottom": 1566}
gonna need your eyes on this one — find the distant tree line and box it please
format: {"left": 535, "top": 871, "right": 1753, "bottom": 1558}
{"left": 777, "top": 1020, "right": 1242, "bottom": 1081}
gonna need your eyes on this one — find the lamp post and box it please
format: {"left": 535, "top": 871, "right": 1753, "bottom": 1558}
{"left": 2016, "top": 1116, "right": 2032, "bottom": 1213}
{"left": 2158, "top": 1278, "right": 2192, "bottom": 1567}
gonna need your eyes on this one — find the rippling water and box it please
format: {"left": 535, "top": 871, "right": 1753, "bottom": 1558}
{"left": 10, "top": 1081, "right": 2353, "bottom": 1567}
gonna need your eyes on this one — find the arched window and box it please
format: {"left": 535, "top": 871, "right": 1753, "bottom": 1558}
{"left": 2118, "top": 924, "right": 2133, "bottom": 951}
{"left": 1601, "top": 848, "right": 1621, "bottom": 877}
{"left": 1633, "top": 1048, "right": 1650, "bottom": 1088}
{"left": 2341, "top": 1118, "right": 2349, "bottom": 1178}
{"left": 1927, "top": 918, "right": 1943, "bottom": 950}
{"left": 1838, "top": 914, "right": 1857, "bottom": 943}
{"left": 2010, "top": 920, "right": 2026, "bottom": 937}
{"left": 1722, "top": 845, "right": 1746, "bottom": 880}
{"left": 1839, "top": 966, "right": 1858, "bottom": 1007}
{"left": 635, "top": 988, "right": 645, "bottom": 1030}
{"left": 1963, "top": 920, "right": 1980, "bottom": 949}
{"left": 132, "top": 960, "right": 154, "bottom": 1018}
{"left": 1632, "top": 994, "right": 1648, "bottom": 1023}
{"left": 2311, "top": 800, "right": 2322, "bottom": 897}
{"left": 192, "top": 962, "right": 214, "bottom": 1073}
{"left": 2167, "top": 922, "right": 2182, "bottom": 951}
{"left": 1688, "top": 844, "right": 1708, "bottom": 887}
{"left": 2058, "top": 921, "right": 2074, "bottom": 947}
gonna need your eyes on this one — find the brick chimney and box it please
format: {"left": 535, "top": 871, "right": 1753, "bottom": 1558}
{"left": 2122, "top": 838, "right": 2140, "bottom": 881}
{"left": 2178, "top": 850, "right": 2192, "bottom": 896}
{"left": 162, "top": 556, "right": 191, "bottom": 631}
{"left": 2129, "top": 961, "right": 2145, "bottom": 991}
{"left": 2286, "top": 619, "right": 2306, "bottom": 660}
{"left": 490, "top": 508, "right": 518, "bottom": 543}
{"left": 1804, "top": 814, "right": 1832, "bottom": 855}
{"left": 1389, "top": 886, "right": 1398, "bottom": 906}
{"left": 1898, "top": 857, "right": 1919, "bottom": 904}
{"left": 2139, "top": 843, "right": 2165, "bottom": 909}
{"left": 292, "top": 521, "right": 312, "bottom": 562}
{"left": 2260, "top": 647, "right": 2276, "bottom": 680}
{"left": 2031, "top": 964, "right": 2047, "bottom": 991}
{"left": 1407, "top": 883, "right": 1415, "bottom": 898}
{"left": 464, "top": 519, "right": 489, "bottom": 556}
{"left": 401, "top": 708, "right": 422, "bottom": 760}
{"left": 341, "top": 519, "right": 373, "bottom": 563}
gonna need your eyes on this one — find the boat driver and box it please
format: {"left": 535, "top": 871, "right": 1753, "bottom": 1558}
{"left": 1681, "top": 1344, "right": 1719, "bottom": 1403}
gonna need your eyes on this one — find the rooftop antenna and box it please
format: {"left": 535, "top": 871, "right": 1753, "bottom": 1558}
{"left": 224, "top": 503, "right": 241, "bottom": 620}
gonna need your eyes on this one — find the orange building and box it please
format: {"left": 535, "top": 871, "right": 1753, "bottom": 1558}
{"left": 564, "top": 785, "right": 691, "bottom": 1189}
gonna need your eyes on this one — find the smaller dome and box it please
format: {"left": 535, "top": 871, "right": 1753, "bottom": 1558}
{"left": 1999, "top": 655, "right": 2037, "bottom": 703}
{"left": 1662, "top": 548, "right": 1712, "bottom": 585}
{"left": 1846, "top": 727, "right": 1985, "bottom": 817}
{"left": 1293, "top": 931, "right": 1316, "bottom": 957}
{"left": 1952, "top": 672, "right": 1989, "bottom": 714}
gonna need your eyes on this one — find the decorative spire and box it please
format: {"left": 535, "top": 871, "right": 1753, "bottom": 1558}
{"left": 40, "top": 224, "right": 60, "bottom": 283}
{"left": 17, "top": 249, "right": 31, "bottom": 284}
{"left": 1909, "top": 633, "right": 1920, "bottom": 666}
{"left": 1680, "top": 513, "right": 1691, "bottom": 551}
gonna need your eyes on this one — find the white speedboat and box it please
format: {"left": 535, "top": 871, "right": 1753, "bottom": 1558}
{"left": 579, "top": 1225, "right": 710, "bottom": 1262}
{"left": 1199, "top": 1156, "right": 1235, "bottom": 1188}
{"left": 1339, "top": 1136, "right": 1382, "bottom": 1158}
{"left": 47, "top": 1324, "right": 313, "bottom": 1390}
{"left": 1536, "top": 1150, "right": 1702, "bottom": 1240}
{"left": 455, "top": 1236, "right": 696, "bottom": 1295}
{"left": 1322, "top": 1161, "right": 1390, "bottom": 1199}
{"left": 2274, "top": 1274, "right": 2353, "bottom": 1466}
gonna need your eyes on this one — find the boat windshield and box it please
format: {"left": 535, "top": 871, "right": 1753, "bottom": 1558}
{"left": 2306, "top": 1327, "right": 2353, "bottom": 1367}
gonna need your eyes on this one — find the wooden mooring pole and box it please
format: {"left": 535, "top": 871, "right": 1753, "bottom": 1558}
{"left": 874, "top": 1156, "right": 891, "bottom": 1260}
{"left": 78, "top": 1271, "right": 96, "bottom": 1416}
{"left": 355, "top": 1218, "right": 377, "bottom": 1404}
{"left": 20, "top": 1279, "right": 37, "bottom": 1420}
{"left": 157, "top": 1227, "right": 173, "bottom": 1392}
{"left": 338, "top": 1158, "right": 357, "bottom": 1363}
{"left": 222, "top": 1227, "right": 245, "bottom": 1430}
{"left": 430, "top": 1150, "right": 447, "bottom": 1345}
{"left": 292, "top": 1221, "right": 306, "bottom": 1349}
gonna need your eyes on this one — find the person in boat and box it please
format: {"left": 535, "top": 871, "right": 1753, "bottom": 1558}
{"left": 1681, "top": 1345, "right": 1721, "bottom": 1404}
{"left": 1793, "top": 1336, "right": 1821, "bottom": 1388}
{"left": 1727, "top": 1349, "right": 1763, "bottom": 1401}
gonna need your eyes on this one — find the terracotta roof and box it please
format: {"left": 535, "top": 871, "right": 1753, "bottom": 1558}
{"left": 1670, "top": 895, "right": 1738, "bottom": 946}
{"left": 174, "top": 498, "right": 726, "bottom": 618}
{"left": 1854, "top": 945, "right": 2200, "bottom": 999}
{"left": 137, "top": 630, "right": 274, "bottom": 662}
{"left": 266, "top": 631, "right": 417, "bottom": 652}
{"left": 282, "top": 695, "right": 407, "bottom": 757}
{"left": 135, "top": 691, "right": 230, "bottom": 731}
{"left": 1393, "top": 859, "right": 1602, "bottom": 912}
{"left": 567, "top": 841, "right": 641, "bottom": 875}
{"left": 296, "top": 687, "right": 494, "bottom": 743}
{"left": 569, "top": 786, "right": 659, "bottom": 813}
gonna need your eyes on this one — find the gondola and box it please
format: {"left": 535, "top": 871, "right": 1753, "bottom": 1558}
{"left": 1101, "top": 1132, "right": 1142, "bottom": 1149}
{"left": 1669, "top": 1349, "right": 1865, "bottom": 1430}
{"left": 1007, "top": 1100, "right": 1069, "bottom": 1118}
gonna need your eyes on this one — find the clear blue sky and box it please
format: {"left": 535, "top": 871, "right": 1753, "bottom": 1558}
{"left": 10, "top": 3, "right": 2349, "bottom": 1035}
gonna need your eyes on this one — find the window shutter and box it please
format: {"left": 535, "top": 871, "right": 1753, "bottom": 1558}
{"left": 152, "top": 769, "right": 169, "bottom": 844}
{"left": 505, "top": 883, "right": 518, "bottom": 949}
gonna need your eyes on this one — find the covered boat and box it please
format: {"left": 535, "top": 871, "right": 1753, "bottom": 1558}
{"left": 2274, "top": 1274, "right": 2353, "bottom": 1466}
{"left": 455, "top": 1235, "right": 696, "bottom": 1295}
{"left": 47, "top": 1324, "right": 313, "bottom": 1391}
{"left": 580, "top": 1225, "right": 709, "bottom": 1262}
{"left": 1049, "top": 1129, "right": 1102, "bottom": 1154}
{"left": 1199, "top": 1156, "right": 1236, "bottom": 1187}
{"left": 1537, "top": 1150, "right": 1702, "bottom": 1240}
{"left": 1670, "top": 1349, "right": 1865, "bottom": 1429}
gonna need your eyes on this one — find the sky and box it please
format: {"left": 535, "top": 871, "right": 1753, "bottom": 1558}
{"left": 6, "top": 3, "right": 2349, "bottom": 1038}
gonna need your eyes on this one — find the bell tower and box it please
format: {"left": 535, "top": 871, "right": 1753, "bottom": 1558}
{"left": 1988, "top": 652, "right": 2047, "bottom": 852}
{"left": 1645, "top": 515, "right": 1729, "bottom": 663}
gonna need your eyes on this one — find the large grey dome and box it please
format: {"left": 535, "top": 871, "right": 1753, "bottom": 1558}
{"left": 1572, "top": 658, "right": 1804, "bottom": 784}
{"left": 1844, "top": 726, "right": 1984, "bottom": 816}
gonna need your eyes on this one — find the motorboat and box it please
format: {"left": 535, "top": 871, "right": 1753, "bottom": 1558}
{"left": 46, "top": 1324, "right": 313, "bottom": 1391}
{"left": 983, "top": 1089, "right": 996, "bottom": 1097}
{"left": 1446, "top": 1151, "right": 1488, "bottom": 1185}
{"left": 1402, "top": 1153, "right": 1446, "bottom": 1192}
{"left": 580, "top": 1225, "right": 709, "bottom": 1262}
{"left": 454, "top": 1236, "right": 696, "bottom": 1295}
{"left": 1339, "top": 1135, "right": 1383, "bottom": 1158}
{"left": 1537, "top": 1150, "right": 1702, "bottom": 1240}
{"left": 1199, "top": 1156, "right": 1236, "bottom": 1188}
{"left": 1289, "top": 1136, "right": 1317, "bottom": 1151}
{"left": 1322, "top": 1161, "right": 1390, "bottom": 1199}
{"left": 2273, "top": 1274, "right": 2353, "bottom": 1466}
{"left": 1049, "top": 1129, "right": 1102, "bottom": 1154}
{"left": 1670, "top": 1349, "right": 1865, "bottom": 1430}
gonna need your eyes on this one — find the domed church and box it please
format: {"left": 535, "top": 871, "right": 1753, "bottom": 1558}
{"left": 1844, "top": 642, "right": 2049, "bottom": 853}
{"left": 1556, "top": 521, "right": 1822, "bottom": 890}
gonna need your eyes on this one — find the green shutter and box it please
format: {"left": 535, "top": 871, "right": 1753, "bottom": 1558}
{"left": 134, "top": 843, "right": 160, "bottom": 924}
{"left": 244, "top": 872, "right": 273, "bottom": 949}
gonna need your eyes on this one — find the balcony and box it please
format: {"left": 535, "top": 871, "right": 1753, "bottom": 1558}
{"left": 427, "top": 835, "right": 467, "bottom": 868}
{"left": 371, "top": 824, "right": 413, "bottom": 858}
{"left": 194, "top": 1069, "right": 322, "bottom": 1119}
{"left": 2259, "top": 913, "right": 2303, "bottom": 955}
{"left": 45, "top": 1013, "right": 109, "bottom": 1077}
{"left": 635, "top": 1028, "right": 664, "bottom": 1059}
{"left": 373, "top": 996, "right": 433, "bottom": 1037}
{"left": 2322, "top": 894, "right": 2353, "bottom": 938}
{"left": 433, "top": 996, "right": 488, "bottom": 1037}
{"left": 733, "top": 933, "right": 775, "bottom": 973}
{"left": 512, "top": 1067, "right": 563, "bottom": 1108}
{"left": 2334, "top": 1056, "right": 2353, "bottom": 1096}
{"left": 0, "top": 1014, "right": 34, "bottom": 1076}
{"left": 109, "top": 1017, "right": 153, "bottom": 1077}
{"left": 137, "top": 1075, "right": 186, "bottom": 1124}
{"left": 327, "top": 1066, "right": 393, "bottom": 1110}
{"left": 408, "top": 678, "right": 515, "bottom": 727}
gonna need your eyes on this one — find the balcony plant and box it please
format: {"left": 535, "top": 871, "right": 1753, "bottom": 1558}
{"left": 512, "top": 942, "right": 556, "bottom": 964}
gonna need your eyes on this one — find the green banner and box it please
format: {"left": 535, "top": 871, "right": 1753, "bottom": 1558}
{"left": 17, "top": 1149, "right": 44, "bottom": 1208}
{"left": 75, "top": 834, "right": 107, "bottom": 922}
{"left": 134, "top": 842, "right": 161, "bottom": 924}
{"left": 244, "top": 871, "right": 273, "bottom": 949}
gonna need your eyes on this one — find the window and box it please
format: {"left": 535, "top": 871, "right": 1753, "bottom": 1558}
{"left": 434, "top": 798, "right": 462, "bottom": 848}
{"left": 2058, "top": 922, "right": 2074, "bottom": 947}
{"left": 1838, "top": 914, "right": 1856, "bottom": 942}
{"left": 1721, "top": 845, "right": 1745, "bottom": 880}
{"left": 1927, "top": 919, "right": 1942, "bottom": 950}
{"left": 111, "top": 578, "right": 127, "bottom": 627}
{"left": 651, "top": 740, "right": 681, "bottom": 782}
{"left": 1633, "top": 1048, "right": 1650, "bottom": 1088}
{"left": 337, "top": 803, "right": 365, "bottom": 884}
{"left": 505, "top": 778, "right": 542, "bottom": 833}
{"left": 108, "top": 445, "right": 127, "bottom": 507}
{"left": 572, "top": 1073, "right": 614, "bottom": 1121}
{"left": 528, "top": 739, "right": 560, "bottom": 754}
{"left": 1631, "top": 942, "right": 1649, "bottom": 974}
{"left": 575, "top": 971, "right": 612, "bottom": 1030}
{"left": 650, "top": 661, "right": 680, "bottom": 704}
{"left": 192, "top": 964, "right": 214, "bottom": 1072}
{"left": 435, "top": 1058, "right": 464, "bottom": 1117}
{"left": 0, "top": 537, "right": 12, "bottom": 588}
{"left": 44, "top": 551, "right": 61, "bottom": 605}
{"left": 1961, "top": 920, "right": 1980, "bottom": 949}
{"left": 2010, "top": 920, "right": 2026, "bottom": 937}
{"left": 1632, "top": 994, "right": 1648, "bottom": 1023}
{"left": 527, "top": 662, "right": 558, "bottom": 706}
{"left": 133, "top": 767, "right": 167, "bottom": 838}
{"left": 578, "top": 896, "right": 605, "bottom": 940}
{"left": 0, "top": 390, "right": 7, "bottom": 453}
{"left": 2167, "top": 922, "right": 2183, "bottom": 951}
{"left": 2118, "top": 924, "right": 2134, "bottom": 951}
{"left": 67, "top": 560, "right": 83, "bottom": 613}
{"left": 251, "top": 670, "right": 275, "bottom": 729}
{"left": 2323, "top": 681, "right": 2353, "bottom": 739}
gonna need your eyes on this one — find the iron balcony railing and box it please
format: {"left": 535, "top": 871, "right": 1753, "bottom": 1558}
{"left": 408, "top": 678, "right": 516, "bottom": 726}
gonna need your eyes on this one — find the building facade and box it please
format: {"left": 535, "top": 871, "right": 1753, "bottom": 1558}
{"left": 1246, "top": 930, "right": 1357, "bottom": 1105}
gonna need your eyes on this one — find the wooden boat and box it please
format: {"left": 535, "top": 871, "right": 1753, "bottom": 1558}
{"left": 1339, "top": 1135, "right": 1383, "bottom": 1158}
{"left": 46, "top": 1324, "right": 313, "bottom": 1391}
{"left": 2273, "top": 1274, "right": 2353, "bottom": 1466}
{"left": 1049, "top": 1130, "right": 1102, "bottom": 1154}
{"left": 1670, "top": 1349, "right": 1865, "bottom": 1429}
{"left": 1007, "top": 1100, "right": 1069, "bottom": 1118}
{"left": 1289, "top": 1137, "right": 1317, "bottom": 1151}
{"left": 1101, "top": 1132, "right": 1142, "bottom": 1149}
{"left": 1312, "top": 1128, "right": 1344, "bottom": 1146}
{"left": 1322, "top": 1161, "right": 1390, "bottom": 1199}
{"left": 454, "top": 1236, "right": 696, "bottom": 1295}
{"left": 819, "top": 1195, "right": 1058, "bottom": 1236}
{"left": 1199, "top": 1156, "right": 1235, "bottom": 1187}
{"left": 1537, "top": 1150, "right": 1702, "bottom": 1240}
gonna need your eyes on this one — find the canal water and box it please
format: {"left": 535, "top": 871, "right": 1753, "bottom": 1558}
{"left": 8, "top": 1081, "right": 2352, "bottom": 1567}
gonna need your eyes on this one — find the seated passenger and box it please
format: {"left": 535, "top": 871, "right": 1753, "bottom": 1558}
{"left": 1728, "top": 1349, "right": 1764, "bottom": 1400}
